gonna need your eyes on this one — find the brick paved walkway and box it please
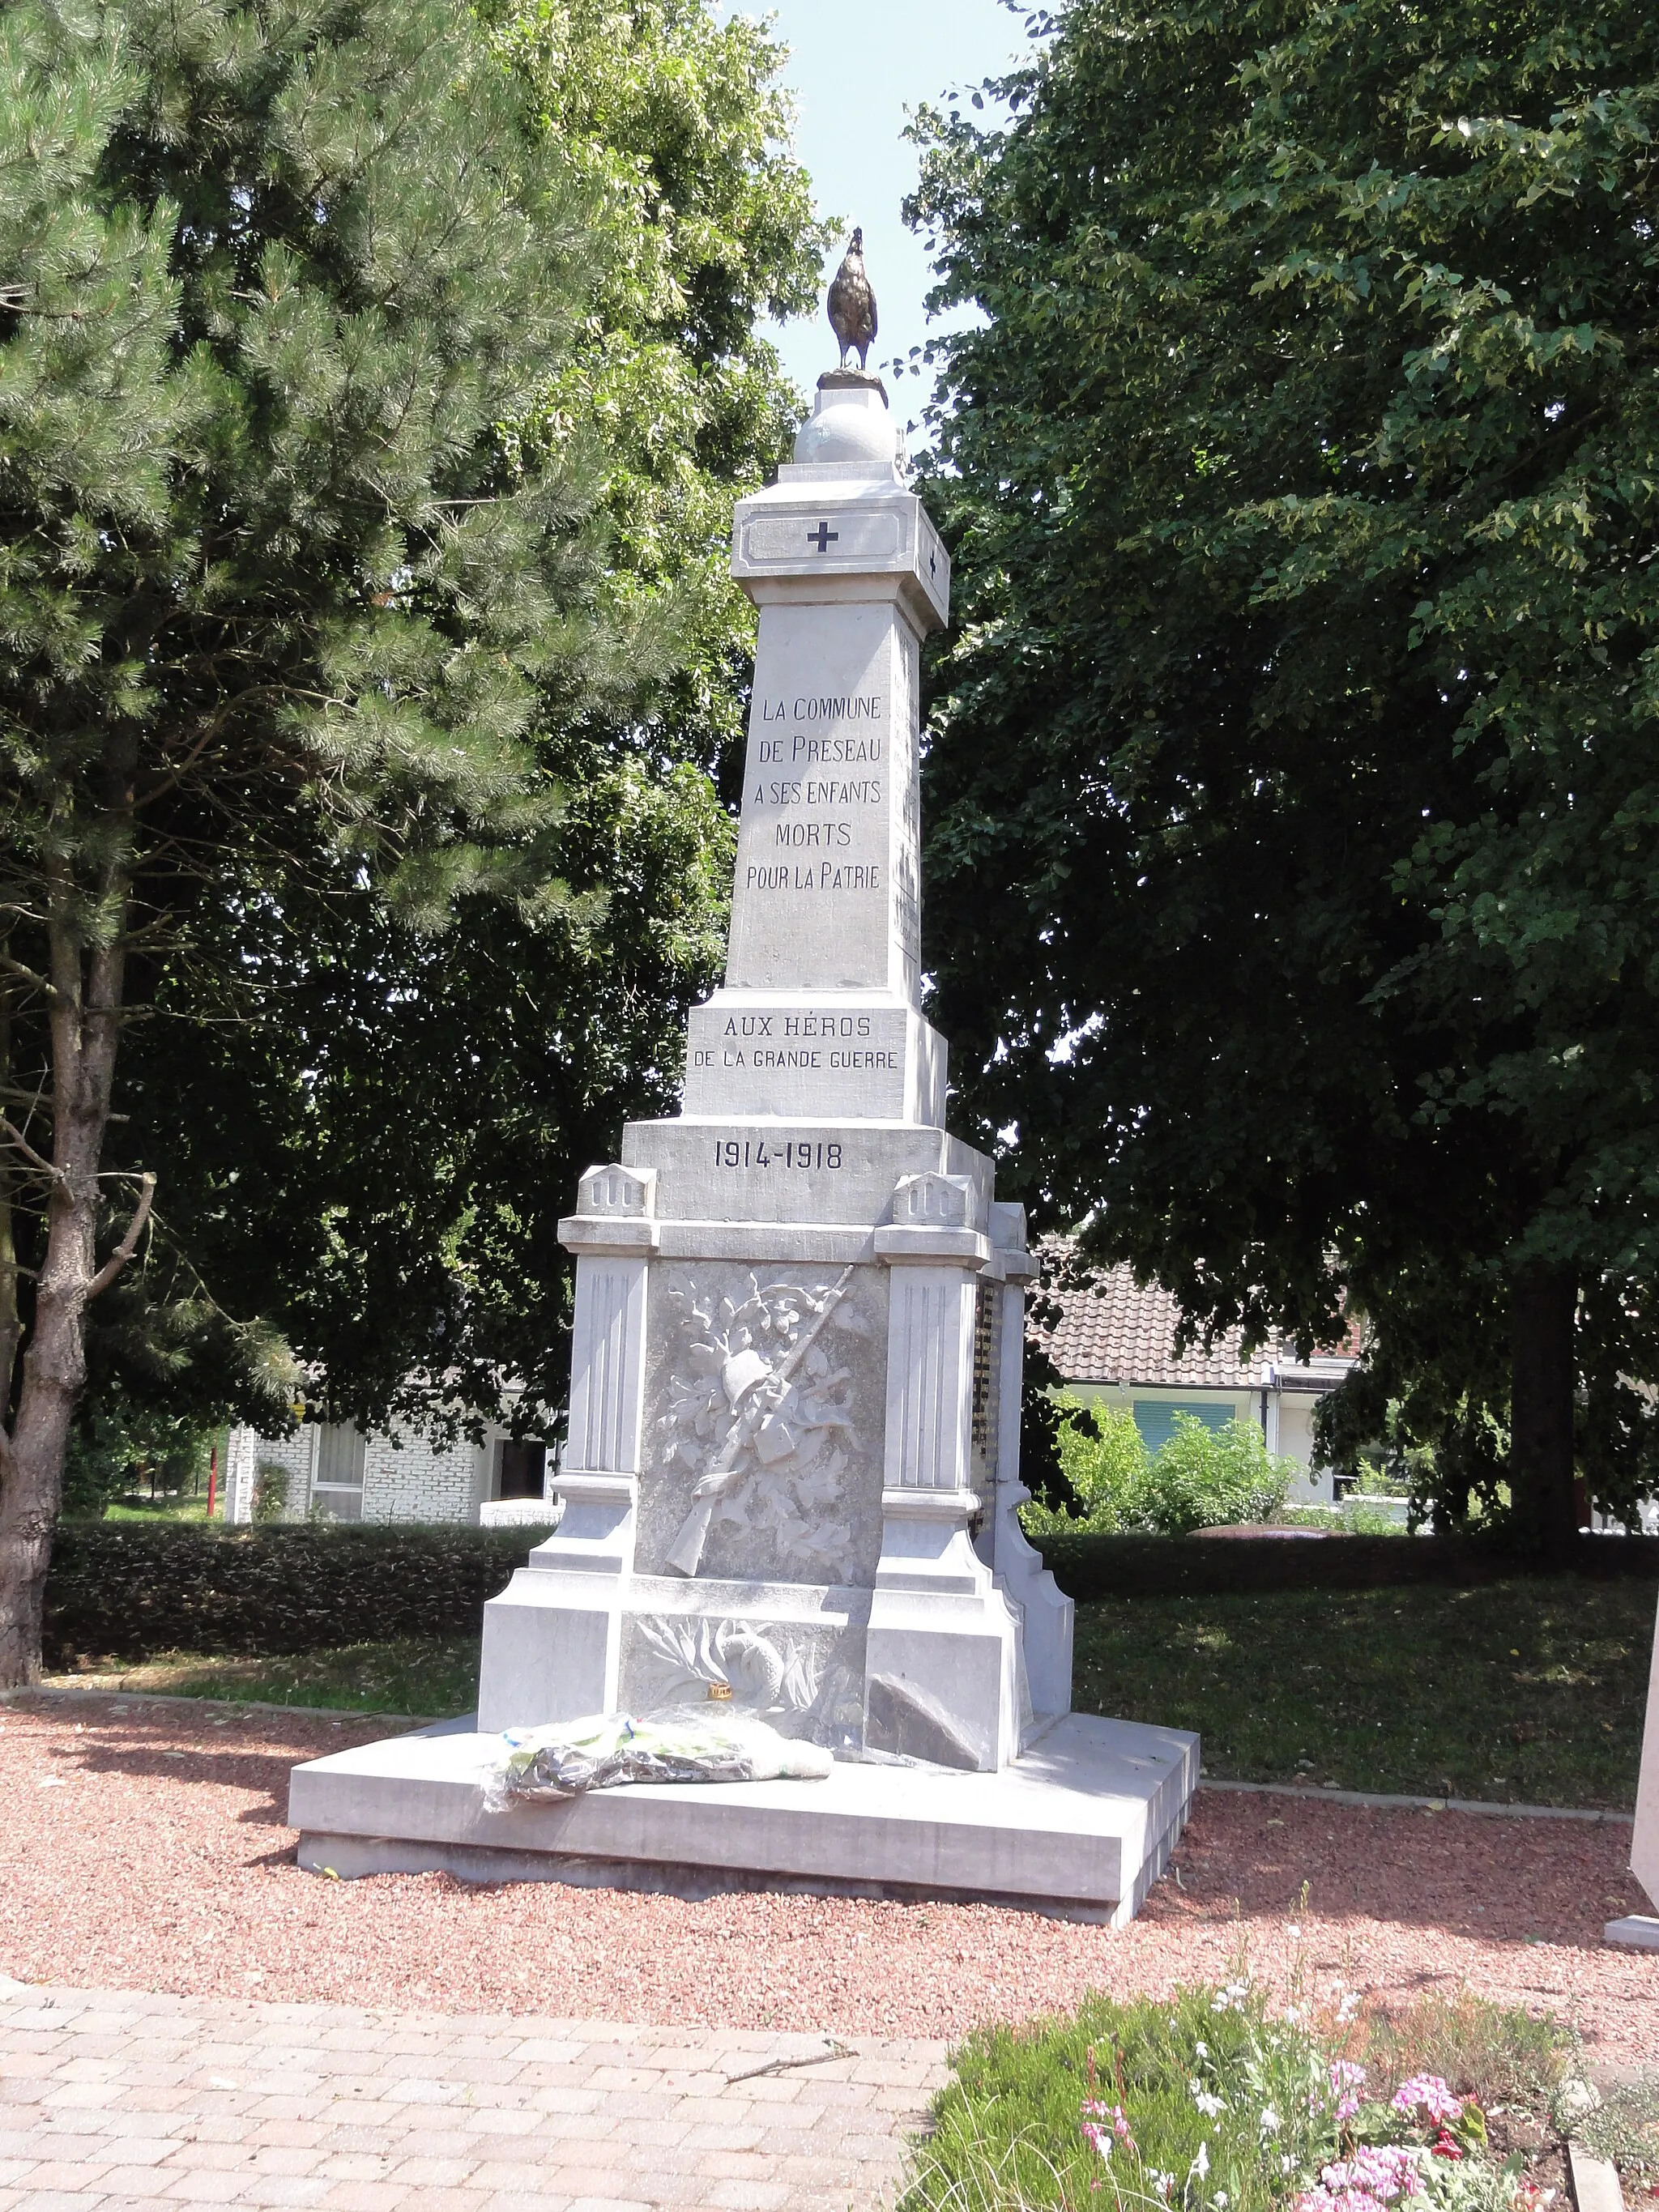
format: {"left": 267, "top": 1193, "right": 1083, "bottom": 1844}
{"left": 0, "top": 1981, "right": 949, "bottom": 2212}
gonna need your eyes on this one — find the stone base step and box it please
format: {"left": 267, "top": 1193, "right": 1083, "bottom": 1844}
{"left": 289, "top": 1710, "right": 1198, "bottom": 1928}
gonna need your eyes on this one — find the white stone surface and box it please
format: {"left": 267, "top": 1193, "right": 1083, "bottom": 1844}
{"left": 1567, "top": 2146, "right": 1627, "bottom": 2212}
{"left": 300, "top": 357, "right": 1182, "bottom": 1916}
{"left": 1603, "top": 1914, "right": 1659, "bottom": 1950}
{"left": 1631, "top": 1585, "right": 1659, "bottom": 1908}
{"left": 683, "top": 990, "right": 946, "bottom": 1125}
{"left": 289, "top": 1709, "right": 1197, "bottom": 1923}
{"left": 619, "top": 1118, "right": 994, "bottom": 1231}
{"left": 565, "top": 1255, "right": 649, "bottom": 1476}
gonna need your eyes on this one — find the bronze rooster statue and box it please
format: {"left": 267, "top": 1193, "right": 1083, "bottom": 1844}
{"left": 827, "top": 228, "right": 877, "bottom": 371}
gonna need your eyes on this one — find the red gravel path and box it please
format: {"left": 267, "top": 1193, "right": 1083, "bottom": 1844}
{"left": 2, "top": 1694, "right": 1653, "bottom": 2063}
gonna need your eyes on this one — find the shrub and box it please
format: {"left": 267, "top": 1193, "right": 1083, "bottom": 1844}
{"left": 251, "top": 1464, "right": 292, "bottom": 1524}
{"left": 1025, "top": 1407, "right": 1297, "bottom": 1538}
{"left": 1053, "top": 1400, "right": 1150, "bottom": 1526}
{"left": 1138, "top": 1413, "right": 1295, "bottom": 1534}
{"left": 42, "top": 1522, "right": 554, "bottom": 1666}
{"left": 901, "top": 1980, "right": 1571, "bottom": 2212}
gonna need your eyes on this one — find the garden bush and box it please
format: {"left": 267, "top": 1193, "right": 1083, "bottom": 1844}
{"left": 1034, "top": 1527, "right": 1659, "bottom": 1601}
{"left": 41, "top": 1522, "right": 553, "bottom": 1667}
{"left": 1026, "top": 1405, "right": 1296, "bottom": 1538}
{"left": 902, "top": 1980, "right": 1572, "bottom": 2212}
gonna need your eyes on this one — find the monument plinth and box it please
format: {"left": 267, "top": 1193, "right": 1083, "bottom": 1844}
{"left": 289, "top": 322, "right": 1196, "bottom": 1921}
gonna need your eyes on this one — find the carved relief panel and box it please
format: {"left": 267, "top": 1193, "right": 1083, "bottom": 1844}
{"left": 634, "top": 1259, "right": 889, "bottom": 1585}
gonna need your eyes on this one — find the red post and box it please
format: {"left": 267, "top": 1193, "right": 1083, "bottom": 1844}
{"left": 207, "top": 1445, "right": 218, "bottom": 1521}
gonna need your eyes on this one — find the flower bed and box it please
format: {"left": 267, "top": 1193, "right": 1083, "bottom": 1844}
{"left": 902, "top": 1983, "right": 1574, "bottom": 2212}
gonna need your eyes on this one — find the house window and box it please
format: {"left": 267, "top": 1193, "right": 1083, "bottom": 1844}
{"left": 1131, "top": 1400, "right": 1235, "bottom": 1456}
{"left": 312, "top": 1424, "right": 366, "bottom": 1519}
{"left": 495, "top": 1439, "right": 548, "bottom": 1500}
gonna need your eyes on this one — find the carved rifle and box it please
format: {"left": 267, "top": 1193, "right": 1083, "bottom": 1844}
{"left": 664, "top": 1264, "right": 856, "bottom": 1578}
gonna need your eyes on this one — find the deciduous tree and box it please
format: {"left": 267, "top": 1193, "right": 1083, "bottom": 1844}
{"left": 911, "top": 0, "right": 1659, "bottom": 1546}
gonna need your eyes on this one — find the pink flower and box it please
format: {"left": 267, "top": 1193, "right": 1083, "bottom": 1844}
{"left": 1331, "top": 2062, "right": 1368, "bottom": 2091}
{"left": 1295, "top": 2191, "right": 1393, "bottom": 2212}
{"left": 1081, "top": 2103, "right": 1136, "bottom": 2159}
{"left": 1320, "top": 2147, "right": 1422, "bottom": 2202}
{"left": 1392, "top": 2076, "right": 1463, "bottom": 2127}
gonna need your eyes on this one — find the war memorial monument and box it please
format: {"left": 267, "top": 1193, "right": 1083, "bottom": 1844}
{"left": 289, "top": 255, "right": 1198, "bottom": 1924}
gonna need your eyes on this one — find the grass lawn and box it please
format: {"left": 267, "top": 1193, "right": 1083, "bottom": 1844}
{"left": 100, "top": 1494, "right": 216, "bottom": 1524}
{"left": 43, "top": 1636, "right": 482, "bottom": 1718}
{"left": 40, "top": 1576, "right": 1656, "bottom": 1809}
{"left": 1071, "top": 1575, "right": 1655, "bottom": 1809}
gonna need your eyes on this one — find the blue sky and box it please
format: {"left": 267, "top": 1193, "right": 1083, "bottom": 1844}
{"left": 715, "top": 1, "right": 1038, "bottom": 427}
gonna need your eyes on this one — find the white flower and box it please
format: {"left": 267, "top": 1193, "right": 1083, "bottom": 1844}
{"left": 1216, "top": 2195, "right": 1229, "bottom": 2207}
{"left": 1260, "top": 2108, "right": 1281, "bottom": 2137}
{"left": 1190, "top": 2142, "right": 1211, "bottom": 2182}
{"left": 1337, "top": 1991, "right": 1361, "bottom": 2025}
{"left": 1287, "top": 1924, "right": 1302, "bottom": 1937}
{"left": 1282, "top": 2158, "right": 1297, "bottom": 2176}
{"left": 1193, "top": 2091, "right": 1226, "bottom": 2119}
{"left": 1195, "top": 2042, "right": 1209, "bottom": 2059}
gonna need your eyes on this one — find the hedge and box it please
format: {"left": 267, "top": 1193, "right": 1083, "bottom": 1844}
{"left": 42, "top": 1521, "right": 553, "bottom": 1667}
{"left": 41, "top": 1519, "right": 1659, "bottom": 1668}
{"left": 1034, "top": 1528, "right": 1659, "bottom": 1602}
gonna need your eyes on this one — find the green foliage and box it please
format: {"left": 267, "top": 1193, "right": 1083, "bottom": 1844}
{"left": 62, "top": 1396, "right": 214, "bottom": 1519}
{"left": 41, "top": 1523, "right": 553, "bottom": 1666}
{"left": 1359, "top": 1994, "right": 1572, "bottom": 2117}
{"left": 1027, "top": 1409, "right": 1294, "bottom": 1536}
{"left": 1572, "top": 2081, "right": 1659, "bottom": 2180}
{"left": 1053, "top": 1400, "right": 1149, "bottom": 1524}
{"left": 910, "top": 0, "right": 1659, "bottom": 1538}
{"left": 904, "top": 1986, "right": 1294, "bottom": 2212}
{"left": 1139, "top": 1415, "right": 1296, "bottom": 1536}
{"left": 1068, "top": 1579, "right": 1651, "bottom": 1806}
{"left": 2, "top": 0, "right": 674, "bottom": 1490}
{"left": 87, "top": 0, "right": 827, "bottom": 1441}
{"left": 903, "top": 1983, "right": 1567, "bottom": 2212}
{"left": 250, "top": 1465, "right": 291, "bottom": 1524}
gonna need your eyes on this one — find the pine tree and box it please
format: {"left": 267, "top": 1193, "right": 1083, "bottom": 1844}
{"left": 0, "top": 0, "right": 643, "bottom": 1682}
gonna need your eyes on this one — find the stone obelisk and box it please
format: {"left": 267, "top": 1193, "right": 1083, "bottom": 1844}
{"left": 289, "top": 266, "right": 1196, "bottom": 1920}
{"left": 472, "top": 336, "right": 1073, "bottom": 1769}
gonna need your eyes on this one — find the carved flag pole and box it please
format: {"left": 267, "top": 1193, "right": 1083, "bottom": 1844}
{"left": 664, "top": 1265, "right": 857, "bottom": 1579}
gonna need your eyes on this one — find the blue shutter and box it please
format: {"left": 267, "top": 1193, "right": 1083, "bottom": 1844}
{"left": 1132, "top": 1400, "right": 1235, "bottom": 1455}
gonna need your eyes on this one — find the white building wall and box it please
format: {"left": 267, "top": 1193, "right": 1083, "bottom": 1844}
{"left": 223, "top": 1422, "right": 492, "bottom": 1524}
{"left": 223, "top": 1427, "right": 312, "bottom": 1524}
{"left": 360, "top": 1430, "right": 488, "bottom": 1524}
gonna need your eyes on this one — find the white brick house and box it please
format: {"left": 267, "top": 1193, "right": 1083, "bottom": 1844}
{"left": 222, "top": 1417, "right": 556, "bottom": 1527}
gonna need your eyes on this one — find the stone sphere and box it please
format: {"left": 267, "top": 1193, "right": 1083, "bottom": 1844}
{"left": 793, "top": 382, "right": 895, "bottom": 469}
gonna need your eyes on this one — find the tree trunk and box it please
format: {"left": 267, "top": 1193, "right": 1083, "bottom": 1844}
{"left": 1508, "top": 1261, "right": 1578, "bottom": 1558}
{"left": 0, "top": 893, "right": 139, "bottom": 1687}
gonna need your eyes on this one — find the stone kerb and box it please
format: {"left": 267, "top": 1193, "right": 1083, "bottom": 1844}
{"left": 1620, "top": 1585, "right": 1659, "bottom": 1934}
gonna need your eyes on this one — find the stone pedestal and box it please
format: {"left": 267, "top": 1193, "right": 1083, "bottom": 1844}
{"left": 1607, "top": 1587, "right": 1659, "bottom": 1948}
{"left": 291, "top": 364, "right": 1193, "bottom": 1914}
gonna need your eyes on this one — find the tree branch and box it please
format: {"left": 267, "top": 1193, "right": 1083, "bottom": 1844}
{"left": 0, "top": 1117, "right": 64, "bottom": 1184}
{"left": 85, "top": 1172, "right": 156, "bottom": 1301}
{"left": 0, "top": 950, "right": 62, "bottom": 1004}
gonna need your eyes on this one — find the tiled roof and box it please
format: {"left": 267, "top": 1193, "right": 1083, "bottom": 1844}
{"left": 1034, "top": 1262, "right": 1273, "bottom": 1391}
